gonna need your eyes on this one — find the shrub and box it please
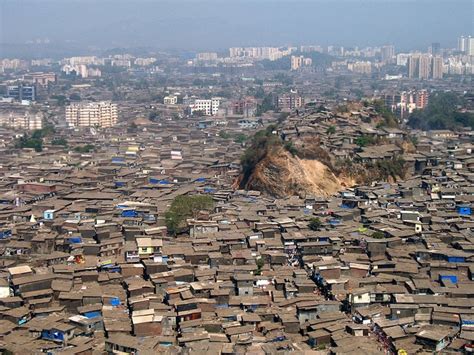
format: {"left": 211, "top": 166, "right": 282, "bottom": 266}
{"left": 74, "top": 144, "right": 95, "bottom": 153}
{"left": 308, "top": 217, "right": 322, "bottom": 231}
{"left": 284, "top": 141, "right": 298, "bottom": 156}
{"left": 52, "top": 138, "right": 68, "bottom": 146}
{"left": 165, "top": 195, "right": 214, "bottom": 236}
{"left": 371, "top": 231, "right": 385, "bottom": 239}
{"left": 15, "top": 134, "right": 43, "bottom": 152}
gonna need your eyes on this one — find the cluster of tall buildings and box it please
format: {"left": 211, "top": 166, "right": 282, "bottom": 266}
{"left": 0, "top": 105, "right": 43, "bottom": 130}
{"left": 348, "top": 61, "right": 372, "bottom": 74}
{"left": 290, "top": 55, "right": 312, "bottom": 70}
{"left": 380, "top": 45, "right": 395, "bottom": 64}
{"left": 195, "top": 53, "right": 219, "bottom": 62}
{"left": 65, "top": 101, "right": 118, "bottom": 128}
{"left": 62, "top": 55, "right": 157, "bottom": 68}
{"left": 229, "top": 47, "right": 293, "bottom": 61}
{"left": 407, "top": 54, "right": 443, "bottom": 80}
{"left": 445, "top": 57, "right": 474, "bottom": 75}
{"left": 458, "top": 35, "right": 474, "bottom": 55}
{"left": 0, "top": 59, "right": 29, "bottom": 72}
{"left": 61, "top": 64, "right": 102, "bottom": 78}
{"left": 384, "top": 89, "right": 429, "bottom": 118}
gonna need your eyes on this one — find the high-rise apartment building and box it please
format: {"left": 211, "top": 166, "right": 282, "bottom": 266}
{"left": 65, "top": 101, "right": 118, "bottom": 128}
{"left": 458, "top": 36, "right": 470, "bottom": 53}
{"left": 415, "top": 90, "right": 429, "bottom": 108}
{"left": 419, "top": 55, "right": 431, "bottom": 80}
{"left": 291, "top": 56, "right": 304, "bottom": 70}
{"left": 407, "top": 54, "right": 431, "bottom": 79}
{"left": 290, "top": 56, "right": 312, "bottom": 70}
{"left": 429, "top": 43, "right": 441, "bottom": 56}
{"left": 407, "top": 55, "right": 419, "bottom": 79}
{"left": 384, "top": 89, "right": 428, "bottom": 118}
{"left": 469, "top": 37, "right": 474, "bottom": 56}
{"left": 381, "top": 45, "right": 395, "bottom": 63}
{"left": 277, "top": 94, "right": 304, "bottom": 110}
{"left": 432, "top": 56, "right": 443, "bottom": 79}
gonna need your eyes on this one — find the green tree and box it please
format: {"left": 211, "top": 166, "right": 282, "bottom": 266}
{"left": 308, "top": 217, "right": 322, "bottom": 231}
{"left": 15, "top": 134, "right": 43, "bottom": 152}
{"left": 278, "top": 112, "right": 290, "bottom": 124}
{"left": 284, "top": 141, "right": 298, "bottom": 156}
{"left": 371, "top": 231, "right": 385, "bottom": 239}
{"left": 256, "top": 94, "right": 276, "bottom": 116}
{"left": 372, "top": 99, "right": 399, "bottom": 128}
{"left": 355, "top": 135, "right": 374, "bottom": 147}
{"left": 69, "top": 93, "right": 81, "bottom": 101}
{"left": 165, "top": 195, "right": 214, "bottom": 236}
{"left": 255, "top": 257, "right": 265, "bottom": 275}
{"left": 74, "top": 144, "right": 95, "bottom": 153}
{"left": 240, "top": 126, "right": 280, "bottom": 186}
{"left": 374, "top": 156, "right": 406, "bottom": 180}
{"left": 149, "top": 111, "right": 159, "bottom": 121}
{"left": 407, "top": 92, "right": 474, "bottom": 130}
{"left": 326, "top": 126, "right": 336, "bottom": 135}
{"left": 219, "top": 130, "right": 231, "bottom": 139}
{"left": 127, "top": 122, "right": 138, "bottom": 133}
{"left": 52, "top": 95, "right": 68, "bottom": 106}
{"left": 234, "top": 133, "right": 247, "bottom": 144}
{"left": 51, "top": 138, "right": 68, "bottom": 146}
{"left": 254, "top": 86, "right": 265, "bottom": 99}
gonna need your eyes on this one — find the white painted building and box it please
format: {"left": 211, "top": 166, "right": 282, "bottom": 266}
{"left": 189, "top": 98, "right": 220, "bottom": 116}
{"left": 66, "top": 101, "right": 118, "bottom": 128}
{"left": 164, "top": 95, "right": 178, "bottom": 105}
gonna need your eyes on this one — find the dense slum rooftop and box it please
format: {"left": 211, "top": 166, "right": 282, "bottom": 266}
{"left": 0, "top": 109, "right": 472, "bottom": 354}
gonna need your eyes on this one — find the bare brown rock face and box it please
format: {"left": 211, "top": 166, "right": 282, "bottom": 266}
{"left": 242, "top": 147, "right": 353, "bottom": 198}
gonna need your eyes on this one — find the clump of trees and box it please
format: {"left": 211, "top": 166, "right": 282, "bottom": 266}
{"left": 74, "top": 144, "right": 95, "bottom": 153}
{"left": 284, "top": 141, "right": 298, "bottom": 156}
{"left": 255, "top": 257, "right": 265, "bottom": 275}
{"left": 51, "top": 138, "right": 68, "bottom": 147}
{"left": 256, "top": 94, "right": 277, "bottom": 116}
{"left": 219, "top": 131, "right": 248, "bottom": 144}
{"left": 14, "top": 126, "right": 56, "bottom": 152}
{"left": 219, "top": 130, "right": 231, "bottom": 139}
{"left": 148, "top": 111, "right": 160, "bottom": 121}
{"left": 240, "top": 125, "right": 281, "bottom": 185}
{"left": 355, "top": 135, "right": 376, "bottom": 147}
{"left": 308, "top": 217, "right": 322, "bottom": 231}
{"left": 234, "top": 133, "right": 247, "bottom": 144}
{"left": 326, "top": 126, "right": 336, "bottom": 135}
{"left": 165, "top": 195, "right": 215, "bottom": 236}
{"left": 15, "top": 133, "right": 43, "bottom": 152}
{"left": 372, "top": 99, "right": 399, "bottom": 128}
{"left": 371, "top": 156, "right": 406, "bottom": 180}
{"left": 408, "top": 92, "right": 474, "bottom": 130}
{"left": 371, "top": 231, "right": 385, "bottom": 239}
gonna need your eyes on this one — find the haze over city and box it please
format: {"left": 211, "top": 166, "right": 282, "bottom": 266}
{"left": 1, "top": 0, "right": 473, "bottom": 53}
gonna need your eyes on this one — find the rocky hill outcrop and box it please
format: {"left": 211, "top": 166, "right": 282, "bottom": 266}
{"left": 241, "top": 146, "right": 353, "bottom": 198}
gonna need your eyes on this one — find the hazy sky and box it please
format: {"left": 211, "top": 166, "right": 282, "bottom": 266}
{"left": 0, "top": 0, "right": 472, "bottom": 52}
